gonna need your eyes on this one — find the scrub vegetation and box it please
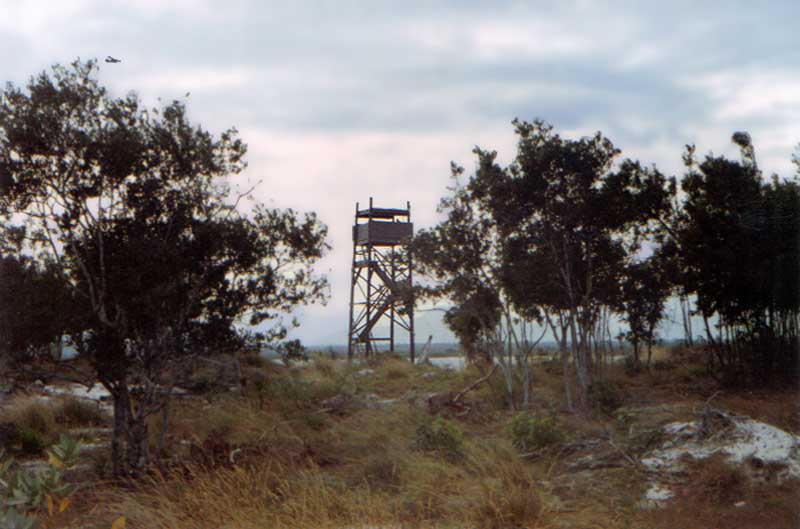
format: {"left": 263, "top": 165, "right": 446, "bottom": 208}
{"left": 0, "top": 60, "right": 798, "bottom": 528}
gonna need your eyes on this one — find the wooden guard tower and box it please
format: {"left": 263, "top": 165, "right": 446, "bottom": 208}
{"left": 347, "top": 198, "right": 415, "bottom": 361}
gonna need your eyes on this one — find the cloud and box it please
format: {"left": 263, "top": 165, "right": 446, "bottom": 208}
{"left": 3, "top": 0, "right": 799, "bottom": 344}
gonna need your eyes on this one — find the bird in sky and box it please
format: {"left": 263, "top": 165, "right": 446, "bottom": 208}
{"left": 105, "top": 56, "right": 121, "bottom": 63}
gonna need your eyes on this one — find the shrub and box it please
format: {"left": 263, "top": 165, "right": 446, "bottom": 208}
{"left": 413, "top": 417, "right": 464, "bottom": 457}
{"left": 0, "top": 435, "right": 81, "bottom": 527}
{"left": 588, "top": 380, "right": 624, "bottom": 415}
{"left": 17, "top": 429, "right": 47, "bottom": 456}
{"left": 53, "top": 397, "right": 106, "bottom": 427}
{"left": 0, "top": 396, "right": 60, "bottom": 450}
{"left": 507, "top": 413, "right": 564, "bottom": 453}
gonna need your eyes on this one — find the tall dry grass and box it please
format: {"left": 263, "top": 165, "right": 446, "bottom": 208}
{"left": 75, "top": 358, "right": 546, "bottom": 528}
{"left": 88, "top": 406, "right": 543, "bottom": 529}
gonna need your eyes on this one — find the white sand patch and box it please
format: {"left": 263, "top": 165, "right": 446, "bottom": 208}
{"left": 645, "top": 483, "right": 673, "bottom": 501}
{"left": 43, "top": 383, "right": 111, "bottom": 402}
{"left": 642, "top": 415, "right": 800, "bottom": 479}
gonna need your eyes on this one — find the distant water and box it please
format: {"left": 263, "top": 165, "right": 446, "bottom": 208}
{"left": 428, "top": 356, "right": 465, "bottom": 370}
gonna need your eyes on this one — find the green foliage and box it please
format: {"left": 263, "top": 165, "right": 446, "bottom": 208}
{"left": 617, "top": 258, "right": 671, "bottom": 366}
{"left": 413, "top": 417, "right": 464, "bottom": 457}
{"left": 0, "top": 508, "right": 37, "bottom": 529}
{"left": 0, "top": 59, "right": 329, "bottom": 474}
{"left": 17, "top": 430, "right": 47, "bottom": 457}
{"left": 411, "top": 161, "right": 505, "bottom": 361}
{"left": 588, "top": 380, "right": 624, "bottom": 415}
{"left": 676, "top": 138, "right": 799, "bottom": 384}
{"left": 274, "top": 339, "right": 308, "bottom": 365}
{"left": 0, "top": 436, "right": 80, "bottom": 527}
{"left": 507, "top": 413, "right": 564, "bottom": 453}
{"left": 0, "top": 255, "right": 77, "bottom": 364}
{"left": 413, "top": 119, "right": 676, "bottom": 408}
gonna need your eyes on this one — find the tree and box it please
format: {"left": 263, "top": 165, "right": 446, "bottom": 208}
{"left": 412, "top": 160, "right": 528, "bottom": 409}
{"left": 616, "top": 256, "right": 670, "bottom": 369}
{"left": 413, "top": 162, "right": 503, "bottom": 365}
{"left": 676, "top": 135, "right": 799, "bottom": 384}
{"left": 0, "top": 60, "right": 329, "bottom": 475}
{"left": 415, "top": 121, "right": 674, "bottom": 411}
{"left": 473, "top": 120, "right": 674, "bottom": 409}
{"left": 0, "top": 251, "right": 79, "bottom": 365}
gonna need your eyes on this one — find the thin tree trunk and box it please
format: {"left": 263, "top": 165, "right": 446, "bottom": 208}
{"left": 111, "top": 389, "right": 127, "bottom": 477}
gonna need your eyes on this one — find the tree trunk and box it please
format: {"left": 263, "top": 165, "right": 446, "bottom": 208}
{"left": 561, "top": 346, "right": 574, "bottom": 412}
{"left": 111, "top": 389, "right": 127, "bottom": 477}
{"left": 126, "top": 411, "right": 150, "bottom": 475}
{"left": 156, "top": 394, "right": 172, "bottom": 465}
{"left": 568, "top": 313, "right": 589, "bottom": 408}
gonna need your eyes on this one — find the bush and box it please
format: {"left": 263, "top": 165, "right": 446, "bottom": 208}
{"left": 0, "top": 396, "right": 60, "bottom": 449}
{"left": 17, "top": 429, "right": 47, "bottom": 456}
{"left": 53, "top": 397, "right": 106, "bottom": 427}
{"left": 507, "top": 413, "right": 564, "bottom": 453}
{"left": 413, "top": 417, "right": 464, "bottom": 457}
{"left": 0, "top": 435, "right": 81, "bottom": 527}
{"left": 588, "top": 380, "right": 624, "bottom": 415}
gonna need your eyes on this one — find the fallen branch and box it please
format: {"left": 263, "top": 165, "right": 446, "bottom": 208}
{"left": 604, "top": 430, "right": 642, "bottom": 469}
{"left": 699, "top": 390, "right": 730, "bottom": 439}
{"left": 452, "top": 364, "right": 498, "bottom": 404}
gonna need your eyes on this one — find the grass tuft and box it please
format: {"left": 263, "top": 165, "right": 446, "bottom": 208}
{"left": 53, "top": 396, "right": 107, "bottom": 427}
{"left": 507, "top": 412, "right": 564, "bottom": 454}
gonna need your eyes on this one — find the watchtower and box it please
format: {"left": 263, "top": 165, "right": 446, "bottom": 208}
{"left": 347, "top": 198, "right": 415, "bottom": 361}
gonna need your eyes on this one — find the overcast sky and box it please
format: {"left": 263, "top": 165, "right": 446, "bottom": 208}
{"left": 3, "top": 1, "right": 799, "bottom": 346}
